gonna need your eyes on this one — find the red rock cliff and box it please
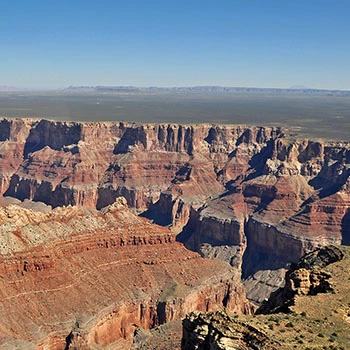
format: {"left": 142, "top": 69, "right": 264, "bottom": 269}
{"left": 0, "top": 198, "right": 252, "bottom": 348}
{"left": 0, "top": 117, "right": 349, "bottom": 303}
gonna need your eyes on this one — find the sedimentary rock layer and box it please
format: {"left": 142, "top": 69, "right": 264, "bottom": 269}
{"left": 0, "top": 117, "right": 349, "bottom": 301}
{"left": 0, "top": 118, "right": 282, "bottom": 210}
{"left": 0, "top": 198, "right": 251, "bottom": 349}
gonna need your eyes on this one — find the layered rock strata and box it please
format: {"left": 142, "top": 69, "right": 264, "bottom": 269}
{"left": 0, "top": 198, "right": 251, "bottom": 349}
{"left": 0, "top": 117, "right": 349, "bottom": 303}
{"left": 182, "top": 310, "right": 281, "bottom": 350}
{"left": 0, "top": 118, "right": 282, "bottom": 211}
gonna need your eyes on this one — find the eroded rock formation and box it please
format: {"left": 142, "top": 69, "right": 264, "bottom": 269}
{"left": 0, "top": 198, "right": 251, "bottom": 348}
{"left": 256, "top": 245, "right": 344, "bottom": 314}
{"left": 0, "top": 117, "right": 349, "bottom": 335}
{"left": 182, "top": 245, "right": 350, "bottom": 350}
{"left": 182, "top": 310, "right": 281, "bottom": 350}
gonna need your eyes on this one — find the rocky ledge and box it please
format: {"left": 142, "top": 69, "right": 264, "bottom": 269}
{"left": 182, "top": 245, "right": 350, "bottom": 350}
{"left": 256, "top": 245, "right": 344, "bottom": 314}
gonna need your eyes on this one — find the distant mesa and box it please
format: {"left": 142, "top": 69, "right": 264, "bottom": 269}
{"left": 1, "top": 84, "right": 349, "bottom": 94}
{"left": 63, "top": 85, "right": 350, "bottom": 94}
{"left": 0, "top": 85, "right": 19, "bottom": 92}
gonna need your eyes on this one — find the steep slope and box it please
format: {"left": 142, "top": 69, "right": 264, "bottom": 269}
{"left": 0, "top": 198, "right": 251, "bottom": 349}
{"left": 0, "top": 118, "right": 282, "bottom": 212}
{"left": 182, "top": 245, "right": 350, "bottom": 350}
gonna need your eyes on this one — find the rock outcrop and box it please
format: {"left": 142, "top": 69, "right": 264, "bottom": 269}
{"left": 0, "top": 118, "right": 282, "bottom": 212}
{"left": 0, "top": 198, "right": 251, "bottom": 348}
{"left": 182, "top": 310, "right": 281, "bottom": 350}
{"left": 256, "top": 245, "right": 344, "bottom": 314}
{"left": 182, "top": 245, "right": 350, "bottom": 350}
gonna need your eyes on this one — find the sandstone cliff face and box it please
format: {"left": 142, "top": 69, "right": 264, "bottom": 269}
{"left": 0, "top": 198, "right": 251, "bottom": 348}
{"left": 177, "top": 136, "right": 349, "bottom": 301}
{"left": 0, "top": 117, "right": 349, "bottom": 304}
{"left": 0, "top": 119, "right": 282, "bottom": 210}
{"left": 0, "top": 119, "right": 31, "bottom": 194}
{"left": 3, "top": 119, "right": 123, "bottom": 208}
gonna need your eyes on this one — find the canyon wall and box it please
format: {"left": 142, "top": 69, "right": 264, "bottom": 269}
{"left": 0, "top": 117, "right": 349, "bottom": 303}
{"left": 0, "top": 118, "right": 282, "bottom": 210}
{"left": 0, "top": 199, "right": 252, "bottom": 348}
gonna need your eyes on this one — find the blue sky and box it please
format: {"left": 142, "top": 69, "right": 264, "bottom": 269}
{"left": 1, "top": 0, "right": 349, "bottom": 89}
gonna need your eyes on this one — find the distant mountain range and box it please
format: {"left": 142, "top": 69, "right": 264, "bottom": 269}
{"left": 0, "top": 85, "right": 40, "bottom": 92}
{"left": 1, "top": 85, "right": 349, "bottom": 95}
{"left": 0, "top": 85, "right": 21, "bottom": 92}
{"left": 64, "top": 85, "right": 350, "bottom": 95}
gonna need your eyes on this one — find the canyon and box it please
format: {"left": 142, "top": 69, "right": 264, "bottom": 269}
{"left": 0, "top": 117, "right": 349, "bottom": 348}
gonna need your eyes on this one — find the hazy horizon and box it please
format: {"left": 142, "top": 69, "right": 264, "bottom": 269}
{"left": 1, "top": 84, "right": 350, "bottom": 93}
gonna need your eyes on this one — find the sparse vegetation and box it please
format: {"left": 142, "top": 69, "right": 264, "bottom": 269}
{"left": 216, "top": 246, "right": 350, "bottom": 349}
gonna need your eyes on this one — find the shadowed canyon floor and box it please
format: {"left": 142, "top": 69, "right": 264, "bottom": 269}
{"left": 0, "top": 117, "right": 348, "bottom": 348}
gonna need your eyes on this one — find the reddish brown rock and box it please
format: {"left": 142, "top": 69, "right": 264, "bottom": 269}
{"left": 0, "top": 119, "right": 282, "bottom": 211}
{"left": 0, "top": 198, "right": 251, "bottom": 348}
{"left": 0, "top": 117, "right": 349, "bottom": 304}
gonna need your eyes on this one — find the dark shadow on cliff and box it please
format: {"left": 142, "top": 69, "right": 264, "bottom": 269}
{"left": 241, "top": 246, "right": 290, "bottom": 280}
{"left": 308, "top": 179, "right": 344, "bottom": 199}
{"left": 113, "top": 126, "right": 146, "bottom": 154}
{"left": 175, "top": 209, "right": 231, "bottom": 251}
{"left": 176, "top": 212, "right": 196, "bottom": 245}
{"left": 140, "top": 200, "right": 173, "bottom": 227}
{"left": 4, "top": 174, "right": 76, "bottom": 209}
{"left": 241, "top": 218, "right": 291, "bottom": 279}
{"left": 0, "top": 119, "right": 11, "bottom": 141}
{"left": 23, "top": 119, "right": 82, "bottom": 158}
{"left": 244, "top": 140, "right": 275, "bottom": 182}
{"left": 341, "top": 209, "right": 350, "bottom": 245}
{"left": 308, "top": 160, "right": 350, "bottom": 198}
